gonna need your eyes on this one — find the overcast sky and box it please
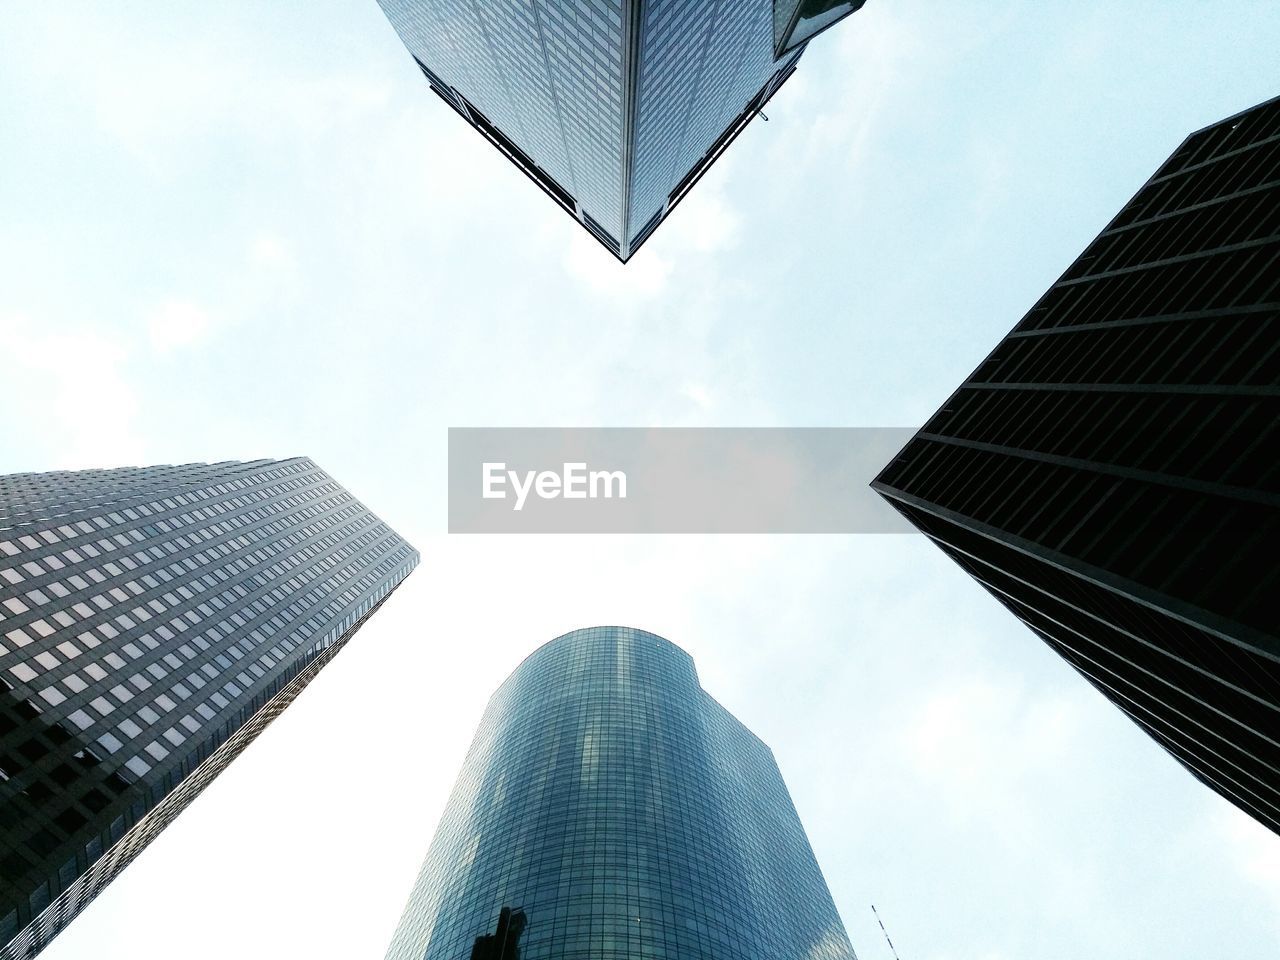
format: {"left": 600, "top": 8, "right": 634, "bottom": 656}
{"left": 2, "top": 1, "right": 1279, "bottom": 958}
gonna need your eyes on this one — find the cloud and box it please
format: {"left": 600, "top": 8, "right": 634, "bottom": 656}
{"left": 0, "top": 312, "right": 144, "bottom": 469}
{"left": 559, "top": 177, "right": 743, "bottom": 297}
{"left": 250, "top": 233, "right": 294, "bottom": 270}
{"left": 147, "top": 299, "right": 213, "bottom": 353}
{"left": 903, "top": 673, "right": 1088, "bottom": 828}
{"left": 8, "top": 9, "right": 395, "bottom": 175}
{"left": 562, "top": 231, "right": 674, "bottom": 299}
{"left": 784, "top": 2, "right": 911, "bottom": 170}
{"left": 663, "top": 185, "right": 742, "bottom": 254}
{"left": 679, "top": 382, "right": 714, "bottom": 412}
{"left": 1214, "top": 804, "right": 1280, "bottom": 930}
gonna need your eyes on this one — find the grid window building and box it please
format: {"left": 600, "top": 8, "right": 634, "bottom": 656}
{"left": 373, "top": 0, "right": 866, "bottom": 260}
{"left": 0, "top": 458, "right": 418, "bottom": 958}
{"left": 385, "top": 626, "right": 857, "bottom": 960}
{"left": 874, "top": 96, "right": 1280, "bottom": 834}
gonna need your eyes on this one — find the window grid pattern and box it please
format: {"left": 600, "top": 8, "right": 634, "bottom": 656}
{"left": 0, "top": 458, "right": 418, "bottom": 957}
{"left": 374, "top": 0, "right": 860, "bottom": 259}
{"left": 385, "top": 627, "right": 856, "bottom": 960}
{"left": 873, "top": 96, "right": 1280, "bottom": 835}
{"left": 628, "top": 0, "right": 794, "bottom": 239}
{"left": 378, "top": 0, "right": 626, "bottom": 238}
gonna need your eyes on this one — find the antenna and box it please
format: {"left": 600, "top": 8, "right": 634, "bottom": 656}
{"left": 871, "top": 904, "right": 901, "bottom": 960}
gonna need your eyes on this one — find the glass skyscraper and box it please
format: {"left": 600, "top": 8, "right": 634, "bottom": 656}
{"left": 385, "top": 625, "right": 857, "bottom": 960}
{"left": 373, "top": 0, "right": 867, "bottom": 260}
{"left": 0, "top": 458, "right": 417, "bottom": 958}
{"left": 874, "top": 96, "right": 1280, "bottom": 834}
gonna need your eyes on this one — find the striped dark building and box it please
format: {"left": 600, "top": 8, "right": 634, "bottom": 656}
{"left": 874, "top": 96, "right": 1280, "bottom": 833}
{"left": 0, "top": 459, "right": 417, "bottom": 957}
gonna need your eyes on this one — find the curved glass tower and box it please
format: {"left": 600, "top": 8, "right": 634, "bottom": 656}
{"left": 385, "top": 626, "right": 857, "bottom": 960}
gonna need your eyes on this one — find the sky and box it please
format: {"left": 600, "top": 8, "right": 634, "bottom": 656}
{"left": 1, "top": 1, "right": 1279, "bottom": 958}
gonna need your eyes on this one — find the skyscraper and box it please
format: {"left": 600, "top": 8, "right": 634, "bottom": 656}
{"left": 0, "top": 458, "right": 418, "bottom": 958}
{"left": 373, "top": 0, "right": 866, "bottom": 261}
{"left": 873, "top": 96, "right": 1280, "bottom": 833}
{"left": 385, "top": 626, "right": 857, "bottom": 960}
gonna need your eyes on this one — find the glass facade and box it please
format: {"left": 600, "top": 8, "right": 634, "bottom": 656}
{"left": 626, "top": 0, "right": 800, "bottom": 243}
{"left": 873, "top": 96, "right": 1280, "bottom": 834}
{"left": 0, "top": 458, "right": 418, "bottom": 958}
{"left": 773, "top": 1, "right": 867, "bottom": 58}
{"left": 377, "top": 0, "right": 628, "bottom": 243}
{"left": 385, "top": 626, "right": 857, "bottom": 960}
{"left": 374, "top": 0, "right": 863, "bottom": 260}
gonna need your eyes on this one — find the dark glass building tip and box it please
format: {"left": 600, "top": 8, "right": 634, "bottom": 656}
{"left": 470, "top": 907, "right": 527, "bottom": 960}
{"left": 774, "top": 1, "right": 869, "bottom": 59}
{"left": 872, "top": 93, "right": 1280, "bottom": 835}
